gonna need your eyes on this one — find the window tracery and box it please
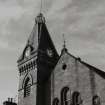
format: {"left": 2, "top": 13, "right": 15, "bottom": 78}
{"left": 61, "top": 87, "right": 71, "bottom": 105}
{"left": 24, "top": 77, "right": 31, "bottom": 97}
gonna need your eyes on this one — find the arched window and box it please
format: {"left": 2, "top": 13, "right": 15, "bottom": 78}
{"left": 72, "top": 91, "right": 82, "bottom": 105}
{"left": 61, "top": 87, "right": 71, "bottom": 105}
{"left": 53, "top": 98, "right": 59, "bottom": 105}
{"left": 92, "top": 95, "right": 101, "bottom": 105}
{"left": 24, "top": 77, "right": 31, "bottom": 97}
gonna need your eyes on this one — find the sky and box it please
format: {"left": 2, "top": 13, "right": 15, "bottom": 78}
{"left": 0, "top": 0, "right": 105, "bottom": 104}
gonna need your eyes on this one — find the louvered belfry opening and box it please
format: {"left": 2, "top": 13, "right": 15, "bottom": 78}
{"left": 24, "top": 77, "right": 31, "bottom": 97}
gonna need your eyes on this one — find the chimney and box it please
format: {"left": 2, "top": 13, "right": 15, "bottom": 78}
{"left": 8, "top": 98, "right": 10, "bottom": 102}
{"left": 11, "top": 98, "right": 13, "bottom": 102}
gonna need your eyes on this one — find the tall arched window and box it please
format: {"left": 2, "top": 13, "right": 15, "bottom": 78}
{"left": 24, "top": 77, "right": 31, "bottom": 97}
{"left": 92, "top": 95, "right": 101, "bottom": 105}
{"left": 53, "top": 98, "right": 59, "bottom": 105}
{"left": 61, "top": 87, "right": 71, "bottom": 105}
{"left": 72, "top": 91, "right": 82, "bottom": 105}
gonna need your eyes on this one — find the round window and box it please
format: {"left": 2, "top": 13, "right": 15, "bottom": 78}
{"left": 62, "top": 64, "right": 67, "bottom": 70}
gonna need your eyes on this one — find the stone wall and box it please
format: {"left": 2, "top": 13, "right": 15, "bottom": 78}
{"left": 50, "top": 51, "right": 105, "bottom": 105}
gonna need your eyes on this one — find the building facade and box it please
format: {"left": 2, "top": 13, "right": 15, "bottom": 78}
{"left": 17, "top": 13, "right": 105, "bottom": 105}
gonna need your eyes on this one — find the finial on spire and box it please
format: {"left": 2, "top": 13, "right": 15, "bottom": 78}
{"left": 35, "top": 0, "right": 46, "bottom": 23}
{"left": 35, "top": 13, "right": 45, "bottom": 23}
{"left": 63, "top": 34, "right": 66, "bottom": 49}
{"left": 61, "top": 34, "right": 68, "bottom": 54}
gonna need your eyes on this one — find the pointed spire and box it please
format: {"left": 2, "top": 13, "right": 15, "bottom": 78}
{"left": 17, "top": 12, "right": 59, "bottom": 62}
{"left": 26, "top": 13, "right": 46, "bottom": 53}
{"left": 61, "top": 34, "right": 68, "bottom": 54}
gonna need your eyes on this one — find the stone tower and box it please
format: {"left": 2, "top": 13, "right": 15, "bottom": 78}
{"left": 17, "top": 13, "right": 59, "bottom": 105}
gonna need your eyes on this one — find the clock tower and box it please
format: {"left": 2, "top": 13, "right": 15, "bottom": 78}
{"left": 17, "top": 13, "right": 59, "bottom": 105}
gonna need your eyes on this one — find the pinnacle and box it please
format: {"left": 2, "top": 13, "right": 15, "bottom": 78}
{"left": 35, "top": 13, "right": 46, "bottom": 24}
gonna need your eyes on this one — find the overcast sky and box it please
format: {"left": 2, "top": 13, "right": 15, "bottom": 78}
{"left": 0, "top": 0, "right": 105, "bottom": 104}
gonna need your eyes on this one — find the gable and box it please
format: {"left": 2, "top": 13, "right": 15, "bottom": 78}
{"left": 52, "top": 51, "right": 105, "bottom": 82}
{"left": 50, "top": 50, "right": 105, "bottom": 103}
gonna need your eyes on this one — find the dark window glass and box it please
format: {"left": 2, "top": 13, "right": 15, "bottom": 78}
{"left": 61, "top": 87, "right": 71, "bottom": 105}
{"left": 72, "top": 91, "right": 83, "bottom": 105}
{"left": 53, "top": 98, "right": 59, "bottom": 105}
{"left": 93, "top": 95, "right": 101, "bottom": 105}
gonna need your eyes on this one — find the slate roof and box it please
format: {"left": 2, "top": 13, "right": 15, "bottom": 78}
{"left": 17, "top": 13, "right": 59, "bottom": 62}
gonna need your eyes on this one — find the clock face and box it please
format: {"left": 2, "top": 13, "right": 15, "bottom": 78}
{"left": 47, "top": 49, "right": 53, "bottom": 57}
{"left": 25, "top": 47, "right": 31, "bottom": 57}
